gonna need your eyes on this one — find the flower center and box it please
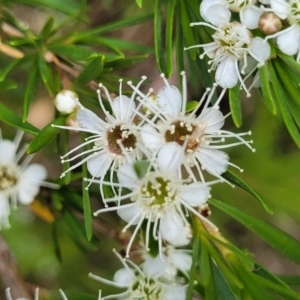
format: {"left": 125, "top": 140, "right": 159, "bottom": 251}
{"left": 213, "top": 22, "right": 251, "bottom": 59}
{"left": 0, "top": 164, "right": 19, "bottom": 192}
{"left": 130, "top": 277, "right": 162, "bottom": 299}
{"left": 289, "top": 1, "right": 300, "bottom": 25}
{"left": 224, "top": 0, "right": 256, "bottom": 11}
{"left": 106, "top": 124, "right": 137, "bottom": 155}
{"left": 140, "top": 176, "right": 177, "bottom": 208}
{"left": 165, "top": 120, "right": 206, "bottom": 152}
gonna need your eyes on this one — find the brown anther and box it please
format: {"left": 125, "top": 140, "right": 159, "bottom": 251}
{"left": 259, "top": 13, "right": 282, "bottom": 35}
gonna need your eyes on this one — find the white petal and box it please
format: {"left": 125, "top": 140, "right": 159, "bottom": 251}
{"left": 77, "top": 108, "right": 105, "bottom": 131}
{"left": 157, "top": 85, "right": 182, "bottom": 118}
{"left": 112, "top": 95, "right": 135, "bottom": 122}
{"left": 200, "top": 0, "right": 223, "bottom": 20}
{"left": 117, "top": 204, "right": 141, "bottom": 225}
{"left": 180, "top": 182, "right": 210, "bottom": 207}
{"left": 170, "top": 251, "right": 192, "bottom": 273}
{"left": 140, "top": 124, "right": 163, "bottom": 151}
{"left": 143, "top": 255, "right": 168, "bottom": 277}
{"left": 195, "top": 148, "right": 229, "bottom": 176}
{"left": 157, "top": 142, "right": 182, "bottom": 174}
{"left": 22, "top": 163, "right": 47, "bottom": 182}
{"left": 87, "top": 152, "right": 111, "bottom": 177}
{"left": 113, "top": 268, "right": 135, "bottom": 286}
{"left": 163, "top": 284, "right": 187, "bottom": 300}
{"left": 250, "top": 37, "right": 270, "bottom": 63}
{"left": 0, "top": 140, "right": 16, "bottom": 162}
{"left": 270, "top": 0, "right": 289, "bottom": 19}
{"left": 203, "top": 43, "right": 219, "bottom": 59}
{"left": 199, "top": 108, "right": 225, "bottom": 131}
{"left": 277, "top": 26, "right": 300, "bottom": 56}
{"left": 204, "top": 4, "right": 231, "bottom": 27}
{"left": 117, "top": 163, "right": 139, "bottom": 187}
{"left": 160, "top": 211, "right": 191, "bottom": 246}
{"left": 215, "top": 58, "right": 239, "bottom": 88}
{"left": 0, "top": 195, "right": 10, "bottom": 228}
{"left": 259, "top": 0, "right": 270, "bottom": 4}
{"left": 240, "top": 7, "right": 263, "bottom": 29}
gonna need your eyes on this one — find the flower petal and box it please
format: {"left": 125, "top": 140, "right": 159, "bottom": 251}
{"left": 199, "top": 108, "right": 225, "bottom": 131}
{"left": 18, "top": 164, "right": 47, "bottom": 205}
{"left": 170, "top": 250, "right": 192, "bottom": 273}
{"left": 112, "top": 95, "right": 135, "bottom": 122}
{"left": 180, "top": 182, "right": 210, "bottom": 207}
{"left": 240, "top": 7, "right": 263, "bottom": 29}
{"left": 270, "top": 0, "right": 289, "bottom": 19}
{"left": 163, "top": 284, "right": 187, "bottom": 300}
{"left": 113, "top": 268, "right": 135, "bottom": 286}
{"left": 277, "top": 26, "right": 300, "bottom": 56}
{"left": 143, "top": 255, "right": 168, "bottom": 277}
{"left": 87, "top": 152, "right": 111, "bottom": 178}
{"left": 157, "top": 85, "right": 182, "bottom": 118}
{"left": 0, "top": 195, "right": 10, "bottom": 228}
{"left": 0, "top": 140, "right": 16, "bottom": 163}
{"left": 250, "top": 37, "right": 270, "bottom": 63}
{"left": 204, "top": 4, "right": 231, "bottom": 27}
{"left": 77, "top": 108, "right": 105, "bottom": 132}
{"left": 195, "top": 148, "right": 229, "bottom": 176}
{"left": 215, "top": 58, "right": 239, "bottom": 88}
{"left": 200, "top": 0, "right": 223, "bottom": 19}
{"left": 140, "top": 124, "right": 163, "bottom": 151}
{"left": 117, "top": 204, "right": 142, "bottom": 225}
{"left": 160, "top": 210, "right": 191, "bottom": 246}
{"left": 157, "top": 142, "right": 183, "bottom": 174}
{"left": 117, "top": 163, "right": 139, "bottom": 187}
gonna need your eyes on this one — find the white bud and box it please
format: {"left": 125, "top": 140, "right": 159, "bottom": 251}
{"left": 54, "top": 90, "right": 78, "bottom": 114}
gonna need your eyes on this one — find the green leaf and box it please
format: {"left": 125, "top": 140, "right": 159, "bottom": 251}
{"left": 175, "top": 6, "right": 184, "bottom": 88}
{"left": 269, "top": 62, "right": 300, "bottom": 147}
{"left": 0, "top": 102, "right": 39, "bottom": 135}
{"left": 229, "top": 84, "right": 242, "bottom": 127}
{"left": 105, "top": 55, "right": 147, "bottom": 70}
{"left": 49, "top": 45, "right": 98, "bottom": 61}
{"left": 211, "top": 260, "right": 237, "bottom": 300}
{"left": 165, "top": 0, "right": 175, "bottom": 77}
{"left": 40, "top": 15, "right": 55, "bottom": 38}
{"left": 51, "top": 222, "right": 62, "bottom": 262}
{"left": 278, "top": 275, "right": 300, "bottom": 286}
{"left": 75, "top": 55, "right": 104, "bottom": 85}
{"left": 38, "top": 54, "right": 54, "bottom": 95}
{"left": 27, "top": 117, "right": 66, "bottom": 154}
{"left": 180, "top": 0, "right": 197, "bottom": 59}
{"left": 0, "top": 80, "right": 17, "bottom": 91}
{"left": 134, "top": 160, "right": 150, "bottom": 179}
{"left": 82, "top": 161, "right": 93, "bottom": 241}
{"left": 277, "top": 50, "right": 300, "bottom": 75}
{"left": 222, "top": 170, "right": 273, "bottom": 214}
{"left": 23, "top": 64, "right": 39, "bottom": 122}
{"left": 258, "top": 64, "right": 277, "bottom": 115}
{"left": 135, "top": 0, "right": 142, "bottom": 8}
{"left": 185, "top": 101, "right": 198, "bottom": 113}
{"left": 154, "top": 0, "right": 168, "bottom": 74}
{"left": 210, "top": 198, "right": 300, "bottom": 265}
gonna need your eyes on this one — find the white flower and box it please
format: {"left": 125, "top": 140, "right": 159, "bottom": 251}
{"left": 54, "top": 90, "right": 78, "bottom": 115}
{"left": 128, "top": 73, "right": 255, "bottom": 182}
{"left": 143, "top": 246, "right": 192, "bottom": 280}
{"left": 186, "top": 11, "right": 270, "bottom": 93}
{"left": 93, "top": 155, "right": 215, "bottom": 257}
{"left": 5, "top": 288, "right": 39, "bottom": 300}
{"left": 265, "top": 0, "right": 300, "bottom": 63}
{"left": 89, "top": 250, "right": 187, "bottom": 300}
{"left": 0, "top": 132, "right": 51, "bottom": 229}
{"left": 57, "top": 79, "right": 149, "bottom": 193}
{"left": 201, "top": 0, "right": 264, "bottom": 29}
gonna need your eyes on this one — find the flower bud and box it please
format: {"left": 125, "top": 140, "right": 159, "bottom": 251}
{"left": 54, "top": 90, "right": 78, "bottom": 114}
{"left": 259, "top": 13, "right": 282, "bottom": 35}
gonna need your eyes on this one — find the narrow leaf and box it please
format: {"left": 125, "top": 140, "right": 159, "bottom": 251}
{"left": 135, "top": 0, "right": 142, "bottom": 8}
{"left": 229, "top": 84, "right": 242, "bottom": 127}
{"left": 134, "top": 160, "right": 150, "bottom": 179}
{"left": 222, "top": 170, "right": 273, "bottom": 214}
{"left": 175, "top": 5, "right": 184, "bottom": 88}
{"left": 75, "top": 55, "right": 104, "bottom": 85}
{"left": 49, "top": 45, "right": 98, "bottom": 61}
{"left": 258, "top": 64, "right": 277, "bottom": 115}
{"left": 41, "top": 15, "right": 55, "bottom": 38}
{"left": 154, "top": 0, "right": 168, "bottom": 74}
{"left": 27, "top": 117, "right": 66, "bottom": 153}
{"left": 0, "top": 102, "right": 39, "bottom": 135}
{"left": 165, "top": 0, "right": 175, "bottom": 77}
{"left": 277, "top": 50, "right": 300, "bottom": 75}
{"left": 23, "top": 64, "right": 39, "bottom": 122}
{"left": 0, "top": 80, "right": 17, "bottom": 91}
{"left": 185, "top": 101, "right": 198, "bottom": 113}
{"left": 210, "top": 199, "right": 300, "bottom": 265}
{"left": 51, "top": 222, "right": 62, "bottom": 262}
{"left": 82, "top": 164, "right": 93, "bottom": 241}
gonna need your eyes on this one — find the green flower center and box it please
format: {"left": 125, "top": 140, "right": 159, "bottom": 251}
{"left": 0, "top": 164, "right": 19, "bottom": 192}
{"left": 141, "top": 176, "right": 176, "bottom": 208}
{"left": 289, "top": 1, "right": 300, "bottom": 25}
{"left": 129, "top": 277, "right": 163, "bottom": 299}
{"left": 106, "top": 124, "right": 137, "bottom": 155}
